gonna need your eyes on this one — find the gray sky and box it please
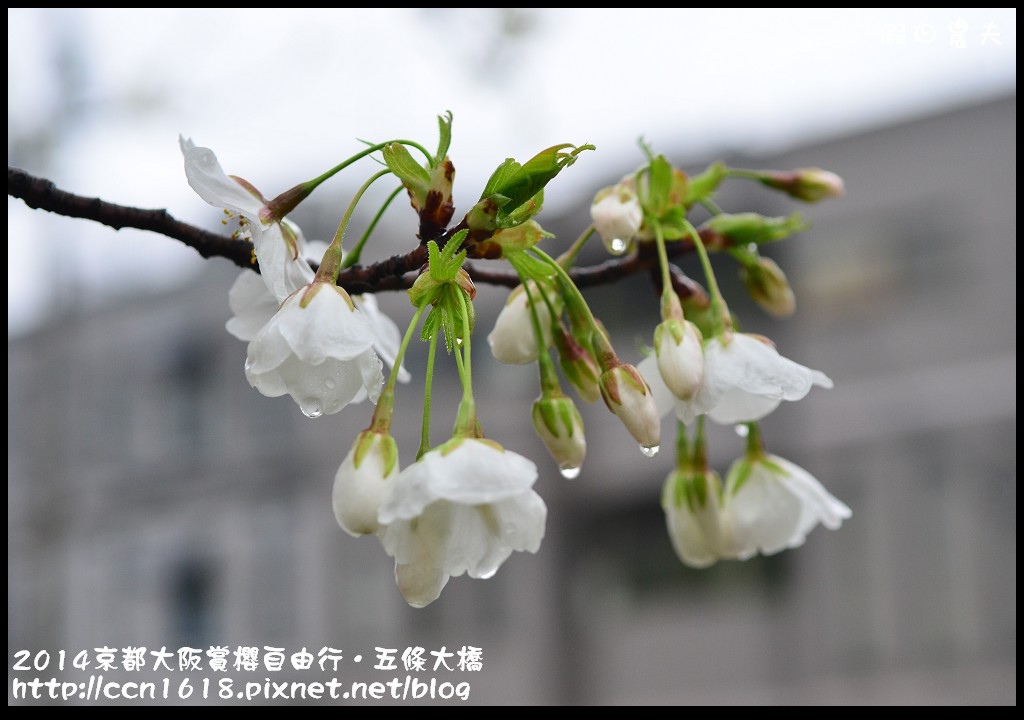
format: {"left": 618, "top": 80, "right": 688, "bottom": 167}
{"left": 7, "top": 8, "right": 1016, "bottom": 335}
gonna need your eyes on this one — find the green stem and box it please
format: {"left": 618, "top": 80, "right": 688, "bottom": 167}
{"left": 451, "top": 286, "right": 478, "bottom": 437}
{"left": 305, "top": 140, "right": 432, "bottom": 194}
{"left": 417, "top": 328, "right": 440, "bottom": 460}
{"left": 341, "top": 185, "right": 404, "bottom": 270}
{"left": 316, "top": 169, "right": 391, "bottom": 284}
{"left": 555, "top": 225, "right": 597, "bottom": 269}
{"left": 693, "top": 416, "right": 708, "bottom": 471}
{"left": 522, "top": 279, "right": 562, "bottom": 396}
{"left": 528, "top": 247, "right": 602, "bottom": 341}
{"left": 372, "top": 302, "right": 428, "bottom": 432}
{"left": 744, "top": 421, "right": 765, "bottom": 460}
{"left": 651, "top": 219, "right": 681, "bottom": 320}
{"left": 675, "top": 420, "right": 691, "bottom": 473}
{"left": 683, "top": 218, "right": 731, "bottom": 336}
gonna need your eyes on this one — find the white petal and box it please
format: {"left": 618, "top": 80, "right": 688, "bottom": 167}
{"left": 256, "top": 354, "right": 369, "bottom": 417}
{"left": 251, "top": 223, "right": 315, "bottom": 303}
{"left": 378, "top": 439, "right": 537, "bottom": 522}
{"left": 225, "top": 270, "right": 279, "bottom": 341}
{"left": 356, "top": 294, "right": 411, "bottom": 383}
{"left": 724, "top": 461, "right": 804, "bottom": 557}
{"left": 276, "top": 287, "right": 377, "bottom": 365}
{"left": 637, "top": 354, "right": 675, "bottom": 418}
{"left": 332, "top": 433, "right": 399, "bottom": 537}
{"left": 770, "top": 455, "right": 851, "bottom": 536}
{"left": 394, "top": 560, "right": 450, "bottom": 609}
{"left": 179, "top": 136, "right": 265, "bottom": 219}
{"left": 663, "top": 475, "right": 727, "bottom": 568}
{"left": 707, "top": 387, "right": 782, "bottom": 425}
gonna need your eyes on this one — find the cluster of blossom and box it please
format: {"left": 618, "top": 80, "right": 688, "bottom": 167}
{"left": 180, "top": 115, "right": 849, "bottom": 607}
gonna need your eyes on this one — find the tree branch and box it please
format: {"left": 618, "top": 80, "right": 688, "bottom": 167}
{"left": 9, "top": 165, "right": 709, "bottom": 295}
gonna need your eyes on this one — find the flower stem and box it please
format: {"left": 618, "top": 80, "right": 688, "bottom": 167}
{"left": 744, "top": 421, "right": 765, "bottom": 459}
{"left": 555, "top": 225, "right": 597, "bottom": 269}
{"left": 417, "top": 329, "right": 440, "bottom": 460}
{"left": 674, "top": 420, "right": 691, "bottom": 473}
{"left": 683, "top": 218, "right": 731, "bottom": 336}
{"left": 341, "top": 185, "right": 404, "bottom": 270}
{"left": 316, "top": 169, "right": 391, "bottom": 284}
{"left": 529, "top": 246, "right": 603, "bottom": 344}
{"left": 522, "top": 279, "right": 562, "bottom": 396}
{"left": 451, "top": 286, "right": 479, "bottom": 438}
{"left": 371, "top": 302, "right": 428, "bottom": 433}
{"left": 305, "top": 140, "right": 432, "bottom": 194}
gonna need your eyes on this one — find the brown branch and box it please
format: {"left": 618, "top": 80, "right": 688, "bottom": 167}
{"left": 9, "top": 165, "right": 709, "bottom": 295}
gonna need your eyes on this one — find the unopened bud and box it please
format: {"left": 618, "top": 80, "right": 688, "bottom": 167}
{"left": 599, "top": 363, "right": 662, "bottom": 455}
{"left": 590, "top": 182, "right": 643, "bottom": 256}
{"left": 741, "top": 256, "right": 796, "bottom": 317}
{"left": 532, "top": 395, "right": 587, "bottom": 479}
{"left": 759, "top": 168, "right": 845, "bottom": 203}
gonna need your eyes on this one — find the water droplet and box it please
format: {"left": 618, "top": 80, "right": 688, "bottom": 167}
{"left": 302, "top": 403, "right": 323, "bottom": 419}
{"left": 455, "top": 337, "right": 464, "bottom": 346}
{"left": 734, "top": 424, "right": 749, "bottom": 437}
{"left": 244, "top": 358, "right": 254, "bottom": 372}
{"left": 324, "top": 378, "right": 336, "bottom": 390}
{"left": 559, "top": 465, "right": 582, "bottom": 480}
{"left": 609, "top": 237, "right": 628, "bottom": 255}
{"left": 478, "top": 567, "right": 498, "bottom": 580}
{"left": 639, "top": 444, "right": 660, "bottom": 458}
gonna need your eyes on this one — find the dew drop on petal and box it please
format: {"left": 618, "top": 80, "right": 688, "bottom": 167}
{"left": 325, "top": 378, "right": 336, "bottom": 390}
{"left": 639, "top": 444, "right": 660, "bottom": 458}
{"left": 734, "top": 424, "right": 749, "bottom": 437}
{"left": 559, "top": 465, "right": 582, "bottom": 480}
{"left": 302, "top": 402, "right": 323, "bottom": 419}
{"left": 244, "top": 358, "right": 254, "bottom": 372}
{"left": 478, "top": 568, "right": 498, "bottom": 580}
{"left": 609, "top": 237, "right": 628, "bottom": 255}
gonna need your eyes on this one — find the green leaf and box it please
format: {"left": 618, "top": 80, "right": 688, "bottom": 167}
{"left": 498, "top": 189, "right": 544, "bottom": 228}
{"left": 382, "top": 142, "right": 431, "bottom": 201}
{"left": 434, "top": 111, "right": 453, "bottom": 166}
{"left": 506, "top": 248, "right": 558, "bottom": 282}
{"left": 644, "top": 155, "right": 672, "bottom": 217}
{"left": 481, "top": 158, "right": 522, "bottom": 199}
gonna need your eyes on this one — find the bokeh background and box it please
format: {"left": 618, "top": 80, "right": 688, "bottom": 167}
{"left": 8, "top": 8, "right": 1016, "bottom": 705}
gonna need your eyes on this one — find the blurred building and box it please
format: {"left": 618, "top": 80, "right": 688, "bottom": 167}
{"left": 8, "top": 93, "right": 1015, "bottom": 705}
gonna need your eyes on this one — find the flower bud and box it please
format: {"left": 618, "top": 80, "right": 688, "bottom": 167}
{"left": 590, "top": 182, "right": 643, "bottom": 255}
{"left": 487, "top": 281, "right": 558, "bottom": 364}
{"left": 741, "top": 256, "right": 796, "bottom": 318}
{"left": 332, "top": 430, "right": 400, "bottom": 537}
{"left": 654, "top": 318, "right": 705, "bottom": 401}
{"left": 531, "top": 394, "right": 587, "bottom": 479}
{"left": 554, "top": 325, "right": 602, "bottom": 403}
{"left": 663, "top": 468, "right": 728, "bottom": 568}
{"left": 599, "top": 363, "right": 662, "bottom": 455}
{"left": 759, "top": 168, "right": 845, "bottom": 202}
{"left": 702, "top": 212, "right": 809, "bottom": 246}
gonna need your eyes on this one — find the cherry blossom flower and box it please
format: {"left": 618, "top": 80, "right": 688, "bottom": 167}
{"left": 722, "top": 452, "right": 851, "bottom": 558}
{"left": 244, "top": 282, "right": 383, "bottom": 418}
{"left": 376, "top": 437, "right": 547, "bottom": 608}
{"left": 642, "top": 332, "right": 832, "bottom": 425}
{"left": 180, "top": 136, "right": 313, "bottom": 302}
